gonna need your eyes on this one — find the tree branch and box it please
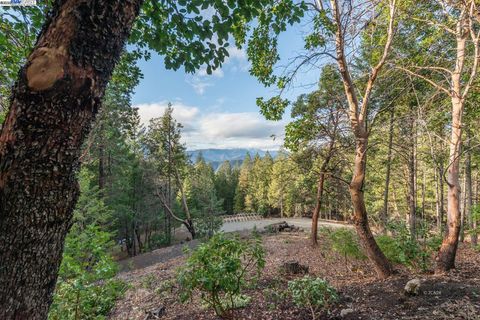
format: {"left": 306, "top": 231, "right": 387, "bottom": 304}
{"left": 359, "top": 0, "right": 397, "bottom": 123}
{"left": 396, "top": 66, "right": 450, "bottom": 95}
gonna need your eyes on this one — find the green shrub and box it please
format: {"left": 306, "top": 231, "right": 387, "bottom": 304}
{"left": 327, "top": 228, "right": 366, "bottom": 262}
{"left": 48, "top": 225, "right": 126, "bottom": 320}
{"left": 376, "top": 221, "right": 440, "bottom": 271}
{"left": 49, "top": 279, "right": 126, "bottom": 320}
{"left": 288, "top": 276, "right": 338, "bottom": 320}
{"left": 376, "top": 235, "right": 409, "bottom": 265}
{"left": 177, "top": 233, "right": 265, "bottom": 318}
{"left": 376, "top": 222, "right": 420, "bottom": 267}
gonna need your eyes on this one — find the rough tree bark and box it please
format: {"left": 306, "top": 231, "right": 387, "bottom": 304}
{"left": 0, "top": 0, "right": 143, "bottom": 318}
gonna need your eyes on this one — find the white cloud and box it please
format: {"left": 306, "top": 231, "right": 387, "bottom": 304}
{"left": 227, "top": 47, "right": 247, "bottom": 61}
{"left": 136, "top": 102, "right": 199, "bottom": 129}
{"left": 227, "top": 47, "right": 250, "bottom": 72}
{"left": 185, "top": 64, "right": 224, "bottom": 95}
{"left": 185, "top": 77, "right": 213, "bottom": 95}
{"left": 134, "top": 102, "right": 284, "bottom": 150}
{"left": 200, "top": 113, "right": 282, "bottom": 139}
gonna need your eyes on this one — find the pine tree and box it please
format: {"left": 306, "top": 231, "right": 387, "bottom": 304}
{"left": 215, "top": 161, "right": 238, "bottom": 215}
{"left": 250, "top": 153, "right": 274, "bottom": 215}
{"left": 234, "top": 153, "right": 252, "bottom": 212}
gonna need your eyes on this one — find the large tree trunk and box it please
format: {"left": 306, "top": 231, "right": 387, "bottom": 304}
{"left": 350, "top": 136, "right": 393, "bottom": 278}
{"left": 380, "top": 106, "right": 394, "bottom": 233}
{"left": 330, "top": 0, "right": 396, "bottom": 279}
{"left": 436, "top": 96, "right": 463, "bottom": 273}
{"left": 0, "top": 1, "right": 142, "bottom": 318}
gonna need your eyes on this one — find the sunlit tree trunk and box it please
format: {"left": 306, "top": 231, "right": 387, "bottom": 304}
{"left": 398, "top": 2, "right": 479, "bottom": 273}
{"left": 329, "top": 0, "right": 396, "bottom": 278}
{"left": 350, "top": 133, "right": 393, "bottom": 278}
{"left": 436, "top": 95, "right": 464, "bottom": 273}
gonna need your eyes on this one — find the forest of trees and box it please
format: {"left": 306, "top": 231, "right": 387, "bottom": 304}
{"left": 1, "top": 0, "right": 480, "bottom": 319}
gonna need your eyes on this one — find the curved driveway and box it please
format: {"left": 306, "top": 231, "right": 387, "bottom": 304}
{"left": 221, "top": 217, "right": 349, "bottom": 233}
{"left": 118, "top": 218, "right": 349, "bottom": 273}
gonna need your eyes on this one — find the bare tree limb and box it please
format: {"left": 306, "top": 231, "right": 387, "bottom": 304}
{"left": 396, "top": 66, "right": 451, "bottom": 95}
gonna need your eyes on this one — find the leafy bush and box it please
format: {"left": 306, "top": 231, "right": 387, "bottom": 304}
{"left": 288, "top": 276, "right": 338, "bottom": 320}
{"left": 376, "top": 221, "right": 441, "bottom": 271}
{"left": 376, "top": 235, "right": 410, "bottom": 264}
{"left": 48, "top": 225, "right": 126, "bottom": 320}
{"left": 376, "top": 221, "right": 420, "bottom": 268}
{"left": 49, "top": 278, "right": 126, "bottom": 320}
{"left": 177, "top": 233, "right": 265, "bottom": 318}
{"left": 327, "top": 228, "right": 366, "bottom": 262}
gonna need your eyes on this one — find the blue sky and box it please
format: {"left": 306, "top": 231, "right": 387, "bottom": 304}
{"left": 132, "top": 23, "right": 321, "bottom": 150}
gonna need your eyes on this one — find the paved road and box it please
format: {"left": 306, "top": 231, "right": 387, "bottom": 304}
{"left": 221, "top": 217, "right": 349, "bottom": 233}
{"left": 118, "top": 218, "right": 349, "bottom": 273}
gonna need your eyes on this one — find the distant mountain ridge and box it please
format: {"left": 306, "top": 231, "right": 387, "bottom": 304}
{"left": 187, "top": 148, "right": 278, "bottom": 169}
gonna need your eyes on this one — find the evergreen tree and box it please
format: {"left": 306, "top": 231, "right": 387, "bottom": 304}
{"left": 234, "top": 153, "right": 252, "bottom": 212}
{"left": 215, "top": 161, "right": 238, "bottom": 215}
{"left": 184, "top": 157, "right": 223, "bottom": 237}
{"left": 250, "top": 153, "right": 274, "bottom": 215}
{"left": 144, "top": 105, "right": 192, "bottom": 239}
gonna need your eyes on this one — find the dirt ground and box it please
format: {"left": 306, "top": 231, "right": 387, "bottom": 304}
{"left": 116, "top": 218, "right": 347, "bottom": 272}
{"left": 109, "top": 231, "right": 480, "bottom": 320}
